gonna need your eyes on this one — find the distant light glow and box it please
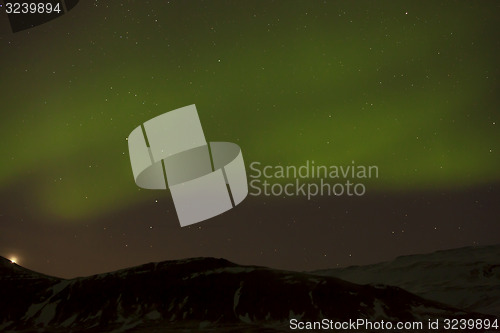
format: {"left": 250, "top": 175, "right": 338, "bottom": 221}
{"left": 10, "top": 257, "right": 17, "bottom": 264}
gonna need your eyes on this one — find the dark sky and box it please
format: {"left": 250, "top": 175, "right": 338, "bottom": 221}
{"left": 0, "top": 1, "right": 499, "bottom": 279}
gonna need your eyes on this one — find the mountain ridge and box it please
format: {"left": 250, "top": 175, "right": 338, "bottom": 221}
{"left": 1, "top": 252, "right": 497, "bottom": 332}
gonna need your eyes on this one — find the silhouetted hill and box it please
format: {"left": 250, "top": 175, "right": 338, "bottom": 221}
{"left": 0, "top": 256, "right": 495, "bottom": 332}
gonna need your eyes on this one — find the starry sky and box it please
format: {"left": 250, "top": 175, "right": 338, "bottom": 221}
{"left": 0, "top": 0, "right": 499, "bottom": 278}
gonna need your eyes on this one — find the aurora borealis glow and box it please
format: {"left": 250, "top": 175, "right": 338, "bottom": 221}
{"left": 0, "top": 1, "right": 498, "bottom": 278}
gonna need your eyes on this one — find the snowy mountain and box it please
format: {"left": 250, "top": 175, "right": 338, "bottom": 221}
{"left": 0, "top": 255, "right": 495, "bottom": 332}
{"left": 313, "top": 244, "right": 500, "bottom": 316}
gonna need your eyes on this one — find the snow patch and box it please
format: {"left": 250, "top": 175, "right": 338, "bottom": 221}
{"left": 0, "top": 321, "right": 13, "bottom": 331}
{"left": 370, "top": 300, "right": 387, "bottom": 319}
{"left": 145, "top": 310, "right": 161, "bottom": 320}
{"left": 61, "top": 314, "right": 77, "bottom": 327}
{"left": 187, "top": 267, "right": 255, "bottom": 279}
{"left": 233, "top": 283, "right": 243, "bottom": 313}
{"left": 34, "top": 300, "right": 59, "bottom": 325}
{"left": 239, "top": 313, "right": 252, "bottom": 324}
{"left": 289, "top": 310, "right": 305, "bottom": 320}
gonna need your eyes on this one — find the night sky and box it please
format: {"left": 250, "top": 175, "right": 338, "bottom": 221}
{"left": 0, "top": 0, "right": 499, "bottom": 279}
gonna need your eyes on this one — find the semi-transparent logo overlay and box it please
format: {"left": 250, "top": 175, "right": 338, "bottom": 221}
{"left": 128, "top": 105, "right": 248, "bottom": 227}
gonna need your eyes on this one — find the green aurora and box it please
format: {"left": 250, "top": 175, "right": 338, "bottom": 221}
{"left": 0, "top": 1, "right": 498, "bottom": 221}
